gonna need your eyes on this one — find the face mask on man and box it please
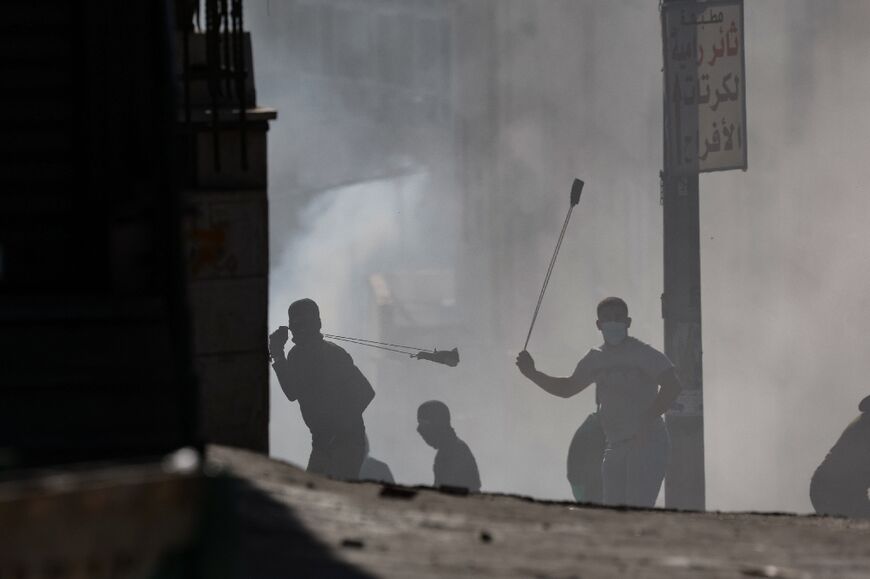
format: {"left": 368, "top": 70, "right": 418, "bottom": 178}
{"left": 600, "top": 321, "right": 628, "bottom": 346}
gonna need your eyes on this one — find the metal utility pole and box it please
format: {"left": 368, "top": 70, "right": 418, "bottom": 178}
{"left": 661, "top": 168, "right": 706, "bottom": 511}
{"left": 662, "top": 0, "right": 705, "bottom": 512}
{"left": 662, "top": 0, "right": 706, "bottom": 511}
{"left": 660, "top": 0, "right": 747, "bottom": 510}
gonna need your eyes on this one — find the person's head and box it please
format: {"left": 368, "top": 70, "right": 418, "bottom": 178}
{"left": 596, "top": 297, "right": 631, "bottom": 346}
{"left": 288, "top": 298, "right": 321, "bottom": 342}
{"left": 417, "top": 400, "right": 452, "bottom": 449}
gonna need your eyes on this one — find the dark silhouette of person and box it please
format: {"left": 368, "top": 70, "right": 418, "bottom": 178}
{"left": 516, "top": 297, "right": 683, "bottom": 508}
{"left": 269, "top": 298, "right": 375, "bottom": 480}
{"left": 416, "top": 401, "right": 481, "bottom": 492}
{"left": 810, "top": 394, "right": 870, "bottom": 518}
{"left": 567, "top": 411, "right": 605, "bottom": 503}
{"left": 358, "top": 435, "right": 395, "bottom": 484}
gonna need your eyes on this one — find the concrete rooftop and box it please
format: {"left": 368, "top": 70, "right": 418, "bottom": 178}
{"left": 209, "top": 446, "right": 870, "bottom": 578}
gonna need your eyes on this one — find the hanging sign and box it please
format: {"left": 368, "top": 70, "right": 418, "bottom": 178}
{"left": 663, "top": 0, "right": 747, "bottom": 173}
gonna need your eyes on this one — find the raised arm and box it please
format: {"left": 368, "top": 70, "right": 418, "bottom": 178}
{"left": 271, "top": 356, "right": 299, "bottom": 402}
{"left": 269, "top": 327, "right": 299, "bottom": 402}
{"left": 515, "top": 350, "right": 595, "bottom": 399}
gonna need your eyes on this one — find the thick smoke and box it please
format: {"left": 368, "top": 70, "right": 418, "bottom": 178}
{"left": 247, "top": 0, "right": 870, "bottom": 512}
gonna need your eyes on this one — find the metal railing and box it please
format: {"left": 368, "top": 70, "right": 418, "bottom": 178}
{"left": 176, "top": 0, "right": 249, "bottom": 173}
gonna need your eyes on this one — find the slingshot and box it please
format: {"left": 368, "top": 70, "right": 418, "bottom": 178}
{"left": 522, "top": 178, "right": 584, "bottom": 351}
{"left": 323, "top": 333, "right": 460, "bottom": 367}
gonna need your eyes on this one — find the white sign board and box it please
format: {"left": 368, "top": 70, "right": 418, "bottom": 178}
{"left": 663, "top": 0, "right": 747, "bottom": 173}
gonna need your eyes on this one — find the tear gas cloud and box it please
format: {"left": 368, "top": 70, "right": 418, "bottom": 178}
{"left": 247, "top": 0, "right": 870, "bottom": 512}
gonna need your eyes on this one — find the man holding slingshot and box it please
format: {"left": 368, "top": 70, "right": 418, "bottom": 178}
{"left": 513, "top": 180, "right": 681, "bottom": 507}
{"left": 269, "top": 298, "right": 375, "bottom": 480}
{"left": 516, "top": 298, "right": 682, "bottom": 507}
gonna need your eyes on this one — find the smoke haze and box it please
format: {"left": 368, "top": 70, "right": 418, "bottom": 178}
{"left": 247, "top": 0, "right": 870, "bottom": 513}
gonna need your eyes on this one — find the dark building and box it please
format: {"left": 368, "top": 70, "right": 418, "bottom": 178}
{"left": 0, "top": 0, "right": 274, "bottom": 467}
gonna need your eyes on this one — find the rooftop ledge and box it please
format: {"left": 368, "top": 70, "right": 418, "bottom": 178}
{"left": 177, "top": 107, "right": 278, "bottom": 124}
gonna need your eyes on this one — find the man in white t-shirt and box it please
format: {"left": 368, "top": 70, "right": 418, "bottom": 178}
{"left": 516, "top": 297, "right": 682, "bottom": 507}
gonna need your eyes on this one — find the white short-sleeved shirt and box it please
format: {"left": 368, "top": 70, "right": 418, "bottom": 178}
{"left": 572, "top": 336, "right": 674, "bottom": 443}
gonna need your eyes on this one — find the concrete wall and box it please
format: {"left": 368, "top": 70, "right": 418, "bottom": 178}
{"left": 177, "top": 29, "right": 276, "bottom": 452}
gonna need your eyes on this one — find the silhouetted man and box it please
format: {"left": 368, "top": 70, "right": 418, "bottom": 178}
{"left": 516, "top": 297, "right": 682, "bottom": 508}
{"left": 810, "top": 394, "right": 870, "bottom": 518}
{"left": 358, "top": 434, "right": 395, "bottom": 484}
{"left": 417, "top": 401, "right": 481, "bottom": 492}
{"left": 269, "top": 298, "right": 375, "bottom": 480}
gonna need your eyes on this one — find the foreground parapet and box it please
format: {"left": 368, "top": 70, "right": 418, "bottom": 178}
{"left": 208, "top": 446, "right": 870, "bottom": 579}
